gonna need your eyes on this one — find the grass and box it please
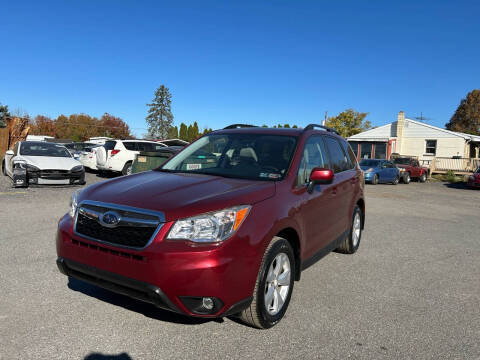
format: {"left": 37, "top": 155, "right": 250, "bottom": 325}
{"left": 431, "top": 170, "right": 465, "bottom": 183}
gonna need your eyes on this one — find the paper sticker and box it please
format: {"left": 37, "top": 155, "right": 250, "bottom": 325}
{"left": 138, "top": 156, "right": 146, "bottom": 163}
{"left": 186, "top": 163, "right": 202, "bottom": 170}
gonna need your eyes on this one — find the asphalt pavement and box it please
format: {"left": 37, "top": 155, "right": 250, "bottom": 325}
{"left": 0, "top": 171, "right": 479, "bottom": 359}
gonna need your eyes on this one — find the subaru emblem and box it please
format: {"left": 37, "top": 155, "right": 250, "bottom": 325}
{"left": 100, "top": 211, "right": 121, "bottom": 228}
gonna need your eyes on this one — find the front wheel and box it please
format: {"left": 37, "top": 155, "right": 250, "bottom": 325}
{"left": 403, "top": 173, "right": 411, "bottom": 184}
{"left": 336, "top": 205, "right": 362, "bottom": 254}
{"left": 1, "top": 161, "right": 6, "bottom": 176}
{"left": 371, "top": 174, "right": 378, "bottom": 185}
{"left": 239, "top": 237, "right": 295, "bottom": 329}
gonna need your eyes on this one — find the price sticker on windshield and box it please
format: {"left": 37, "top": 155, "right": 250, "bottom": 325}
{"left": 186, "top": 163, "right": 202, "bottom": 170}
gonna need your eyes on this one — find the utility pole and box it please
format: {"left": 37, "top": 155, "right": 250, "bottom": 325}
{"left": 322, "top": 111, "right": 328, "bottom": 126}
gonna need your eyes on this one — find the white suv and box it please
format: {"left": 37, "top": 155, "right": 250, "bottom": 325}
{"left": 96, "top": 140, "right": 167, "bottom": 175}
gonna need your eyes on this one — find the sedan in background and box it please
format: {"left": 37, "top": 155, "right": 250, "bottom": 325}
{"left": 2, "top": 141, "right": 85, "bottom": 187}
{"left": 78, "top": 144, "right": 102, "bottom": 171}
{"left": 359, "top": 159, "right": 404, "bottom": 185}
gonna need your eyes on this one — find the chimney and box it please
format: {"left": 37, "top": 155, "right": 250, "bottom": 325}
{"left": 396, "top": 111, "right": 405, "bottom": 155}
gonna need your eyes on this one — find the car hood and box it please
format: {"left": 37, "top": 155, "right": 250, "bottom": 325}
{"left": 79, "top": 171, "right": 276, "bottom": 222}
{"left": 395, "top": 164, "right": 409, "bottom": 169}
{"left": 16, "top": 155, "right": 81, "bottom": 170}
{"left": 360, "top": 166, "right": 376, "bottom": 172}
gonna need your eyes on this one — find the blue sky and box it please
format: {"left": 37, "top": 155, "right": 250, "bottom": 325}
{"left": 1, "top": 0, "right": 479, "bottom": 137}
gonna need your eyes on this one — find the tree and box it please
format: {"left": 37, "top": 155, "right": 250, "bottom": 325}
{"left": 179, "top": 123, "right": 188, "bottom": 141}
{"left": 0, "top": 102, "right": 10, "bottom": 128}
{"left": 30, "top": 115, "right": 56, "bottom": 136}
{"left": 192, "top": 121, "right": 199, "bottom": 140}
{"left": 292, "top": 125, "right": 298, "bottom": 128}
{"left": 100, "top": 113, "right": 132, "bottom": 139}
{"left": 325, "top": 109, "right": 371, "bottom": 138}
{"left": 445, "top": 89, "right": 480, "bottom": 135}
{"left": 283, "top": 124, "right": 290, "bottom": 128}
{"left": 187, "top": 124, "right": 194, "bottom": 142}
{"left": 167, "top": 126, "right": 178, "bottom": 139}
{"left": 146, "top": 85, "right": 174, "bottom": 139}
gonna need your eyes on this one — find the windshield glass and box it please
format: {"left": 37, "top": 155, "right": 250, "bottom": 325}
{"left": 19, "top": 142, "right": 72, "bottom": 158}
{"left": 160, "top": 133, "right": 298, "bottom": 181}
{"left": 393, "top": 158, "right": 411, "bottom": 165}
{"left": 359, "top": 159, "right": 380, "bottom": 167}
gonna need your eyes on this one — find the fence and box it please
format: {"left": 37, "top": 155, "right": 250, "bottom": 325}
{"left": 430, "top": 157, "right": 480, "bottom": 174}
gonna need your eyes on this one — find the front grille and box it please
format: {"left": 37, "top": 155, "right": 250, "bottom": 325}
{"left": 39, "top": 169, "right": 71, "bottom": 179}
{"left": 74, "top": 201, "right": 164, "bottom": 249}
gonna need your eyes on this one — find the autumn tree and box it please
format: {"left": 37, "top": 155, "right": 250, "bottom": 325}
{"left": 325, "top": 109, "right": 371, "bottom": 138}
{"left": 146, "top": 85, "right": 174, "bottom": 139}
{"left": 445, "top": 89, "right": 480, "bottom": 135}
{"left": 30, "top": 115, "right": 56, "bottom": 136}
{"left": 0, "top": 102, "right": 10, "bottom": 128}
{"left": 100, "top": 113, "right": 132, "bottom": 139}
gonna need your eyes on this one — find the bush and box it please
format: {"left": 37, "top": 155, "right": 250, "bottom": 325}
{"left": 446, "top": 170, "right": 456, "bottom": 183}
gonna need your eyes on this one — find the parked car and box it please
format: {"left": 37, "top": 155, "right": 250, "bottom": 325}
{"left": 96, "top": 140, "right": 167, "bottom": 175}
{"left": 131, "top": 146, "right": 183, "bottom": 174}
{"left": 78, "top": 144, "right": 102, "bottom": 171}
{"left": 63, "top": 142, "right": 97, "bottom": 156}
{"left": 391, "top": 156, "right": 428, "bottom": 182}
{"left": 56, "top": 124, "right": 365, "bottom": 329}
{"left": 359, "top": 159, "right": 404, "bottom": 185}
{"left": 467, "top": 167, "right": 480, "bottom": 189}
{"left": 2, "top": 141, "right": 85, "bottom": 187}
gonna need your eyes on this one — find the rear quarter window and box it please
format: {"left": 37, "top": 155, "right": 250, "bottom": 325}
{"left": 104, "top": 141, "right": 117, "bottom": 150}
{"left": 123, "top": 142, "right": 137, "bottom": 151}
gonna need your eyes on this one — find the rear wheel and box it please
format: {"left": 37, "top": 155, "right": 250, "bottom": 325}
{"left": 371, "top": 174, "right": 378, "bottom": 185}
{"left": 392, "top": 176, "right": 399, "bottom": 185}
{"left": 122, "top": 161, "right": 133, "bottom": 176}
{"left": 239, "top": 237, "right": 294, "bottom": 329}
{"left": 419, "top": 172, "right": 427, "bottom": 183}
{"left": 336, "top": 205, "right": 362, "bottom": 254}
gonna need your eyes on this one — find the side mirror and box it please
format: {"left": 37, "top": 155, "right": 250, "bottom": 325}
{"left": 5, "top": 149, "right": 14, "bottom": 156}
{"left": 308, "top": 167, "right": 334, "bottom": 193}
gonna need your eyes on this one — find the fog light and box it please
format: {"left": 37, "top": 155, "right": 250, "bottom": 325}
{"left": 202, "top": 297, "right": 214, "bottom": 310}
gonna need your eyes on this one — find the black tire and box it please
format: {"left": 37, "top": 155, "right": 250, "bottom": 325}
{"left": 122, "top": 161, "right": 133, "bottom": 176}
{"left": 1, "top": 160, "right": 6, "bottom": 176}
{"left": 419, "top": 172, "right": 427, "bottom": 183}
{"left": 392, "top": 176, "right": 399, "bottom": 185}
{"left": 239, "top": 237, "right": 295, "bottom": 329}
{"left": 336, "top": 205, "right": 362, "bottom": 254}
{"left": 403, "top": 173, "right": 411, "bottom": 184}
{"left": 371, "top": 174, "right": 378, "bottom": 185}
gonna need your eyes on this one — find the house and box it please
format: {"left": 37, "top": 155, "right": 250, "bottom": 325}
{"left": 348, "top": 111, "right": 480, "bottom": 164}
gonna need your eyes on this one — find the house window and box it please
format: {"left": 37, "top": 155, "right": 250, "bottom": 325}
{"left": 374, "top": 143, "right": 387, "bottom": 159}
{"left": 360, "top": 142, "right": 372, "bottom": 159}
{"left": 425, "top": 140, "right": 437, "bottom": 155}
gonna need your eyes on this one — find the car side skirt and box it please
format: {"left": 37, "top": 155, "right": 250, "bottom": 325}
{"left": 300, "top": 230, "right": 348, "bottom": 271}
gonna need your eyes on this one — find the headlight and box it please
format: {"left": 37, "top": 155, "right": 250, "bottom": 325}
{"left": 14, "top": 161, "right": 39, "bottom": 171}
{"left": 398, "top": 168, "right": 405, "bottom": 172}
{"left": 69, "top": 189, "right": 82, "bottom": 218}
{"left": 365, "top": 168, "right": 374, "bottom": 173}
{"left": 71, "top": 165, "right": 84, "bottom": 172}
{"left": 167, "top": 205, "right": 251, "bottom": 243}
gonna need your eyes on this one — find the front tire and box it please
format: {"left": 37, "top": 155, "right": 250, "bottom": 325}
{"left": 239, "top": 237, "right": 295, "bottom": 329}
{"left": 1, "top": 160, "right": 6, "bottom": 176}
{"left": 336, "top": 205, "right": 362, "bottom": 254}
{"left": 371, "top": 174, "right": 378, "bottom": 185}
{"left": 419, "top": 172, "right": 427, "bottom": 183}
{"left": 403, "top": 173, "right": 411, "bottom": 184}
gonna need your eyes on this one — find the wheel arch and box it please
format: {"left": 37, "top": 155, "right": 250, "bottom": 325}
{"left": 276, "top": 227, "right": 301, "bottom": 281}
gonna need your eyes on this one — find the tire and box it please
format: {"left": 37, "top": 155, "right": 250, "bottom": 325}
{"left": 239, "top": 237, "right": 295, "bottom": 329}
{"left": 336, "top": 205, "right": 362, "bottom": 254}
{"left": 403, "top": 173, "right": 411, "bottom": 184}
{"left": 122, "top": 161, "right": 133, "bottom": 176}
{"left": 1, "top": 160, "right": 6, "bottom": 176}
{"left": 371, "top": 174, "right": 378, "bottom": 185}
{"left": 419, "top": 172, "right": 427, "bottom": 183}
{"left": 392, "top": 176, "right": 399, "bottom": 185}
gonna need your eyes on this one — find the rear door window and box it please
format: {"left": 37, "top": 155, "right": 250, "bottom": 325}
{"left": 104, "top": 141, "right": 117, "bottom": 150}
{"left": 123, "top": 142, "right": 137, "bottom": 151}
{"left": 323, "top": 136, "right": 350, "bottom": 173}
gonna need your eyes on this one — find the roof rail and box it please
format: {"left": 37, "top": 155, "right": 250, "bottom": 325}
{"left": 223, "top": 124, "right": 258, "bottom": 129}
{"left": 303, "top": 124, "right": 340, "bottom": 135}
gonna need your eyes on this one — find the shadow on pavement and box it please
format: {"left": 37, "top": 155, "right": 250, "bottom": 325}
{"left": 68, "top": 277, "right": 223, "bottom": 326}
{"left": 443, "top": 182, "right": 474, "bottom": 190}
{"left": 84, "top": 353, "right": 132, "bottom": 360}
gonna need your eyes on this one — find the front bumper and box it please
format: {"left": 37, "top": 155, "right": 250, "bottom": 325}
{"left": 467, "top": 180, "right": 480, "bottom": 188}
{"left": 56, "top": 214, "right": 257, "bottom": 317}
{"left": 27, "top": 169, "right": 85, "bottom": 185}
{"left": 363, "top": 172, "right": 375, "bottom": 182}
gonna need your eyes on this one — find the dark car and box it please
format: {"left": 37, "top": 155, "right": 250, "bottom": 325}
{"left": 56, "top": 124, "right": 365, "bottom": 329}
{"left": 467, "top": 167, "right": 480, "bottom": 188}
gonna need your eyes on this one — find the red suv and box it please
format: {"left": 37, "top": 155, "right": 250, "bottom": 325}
{"left": 56, "top": 124, "right": 365, "bottom": 329}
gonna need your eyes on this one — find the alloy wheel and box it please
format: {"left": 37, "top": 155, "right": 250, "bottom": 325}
{"left": 352, "top": 212, "right": 361, "bottom": 247}
{"left": 264, "top": 253, "right": 291, "bottom": 316}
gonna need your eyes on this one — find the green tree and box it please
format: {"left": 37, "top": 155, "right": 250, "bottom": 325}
{"left": 167, "top": 126, "right": 178, "bottom": 139}
{"left": 187, "top": 124, "right": 194, "bottom": 142}
{"left": 146, "top": 85, "right": 174, "bottom": 139}
{"left": 261, "top": 124, "right": 268, "bottom": 128}
{"left": 325, "top": 109, "right": 371, "bottom": 138}
{"left": 179, "top": 123, "right": 188, "bottom": 141}
{"left": 192, "top": 121, "right": 199, "bottom": 140}
{"left": 292, "top": 125, "right": 298, "bottom": 128}
{"left": 0, "top": 103, "right": 10, "bottom": 128}
{"left": 445, "top": 89, "right": 480, "bottom": 135}
{"left": 283, "top": 124, "right": 290, "bottom": 128}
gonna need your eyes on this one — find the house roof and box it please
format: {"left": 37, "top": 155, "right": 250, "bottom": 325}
{"left": 348, "top": 117, "right": 480, "bottom": 142}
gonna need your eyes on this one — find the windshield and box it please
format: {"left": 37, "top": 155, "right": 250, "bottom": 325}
{"left": 476, "top": 167, "right": 480, "bottom": 174}
{"left": 160, "top": 133, "right": 298, "bottom": 181}
{"left": 393, "top": 158, "right": 411, "bottom": 165}
{"left": 359, "top": 159, "right": 380, "bottom": 167}
{"left": 19, "top": 142, "right": 72, "bottom": 158}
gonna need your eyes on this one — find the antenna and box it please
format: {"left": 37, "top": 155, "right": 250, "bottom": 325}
{"left": 414, "top": 112, "right": 432, "bottom": 122}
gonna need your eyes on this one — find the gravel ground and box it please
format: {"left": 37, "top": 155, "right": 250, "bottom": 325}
{"left": 0, "top": 171, "right": 479, "bottom": 360}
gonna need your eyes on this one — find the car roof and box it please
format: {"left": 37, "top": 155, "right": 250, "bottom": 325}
{"left": 212, "top": 127, "right": 344, "bottom": 138}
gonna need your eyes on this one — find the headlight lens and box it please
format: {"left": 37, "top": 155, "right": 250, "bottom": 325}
{"left": 167, "top": 205, "right": 251, "bottom": 243}
{"left": 69, "top": 189, "right": 82, "bottom": 218}
{"left": 14, "top": 161, "right": 39, "bottom": 171}
{"left": 71, "top": 165, "right": 84, "bottom": 172}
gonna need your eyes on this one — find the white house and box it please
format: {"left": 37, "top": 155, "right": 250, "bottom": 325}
{"left": 348, "top": 111, "right": 480, "bottom": 162}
